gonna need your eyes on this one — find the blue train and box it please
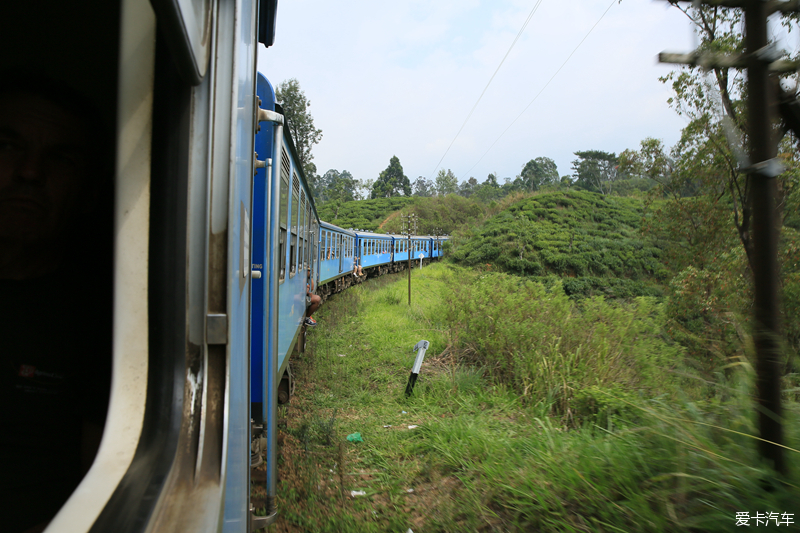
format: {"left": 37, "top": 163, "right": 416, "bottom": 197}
{"left": 1, "top": 1, "right": 447, "bottom": 532}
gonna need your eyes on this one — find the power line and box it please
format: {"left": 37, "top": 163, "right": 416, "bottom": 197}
{"left": 460, "top": 0, "right": 618, "bottom": 181}
{"left": 428, "top": 0, "right": 545, "bottom": 180}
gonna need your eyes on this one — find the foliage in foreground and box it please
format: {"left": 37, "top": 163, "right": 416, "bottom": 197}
{"left": 267, "top": 263, "right": 799, "bottom": 533}
{"left": 444, "top": 267, "right": 681, "bottom": 422}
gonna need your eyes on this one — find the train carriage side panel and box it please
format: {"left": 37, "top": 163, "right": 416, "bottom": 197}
{"left": 319, "top": 222, "right": 356, "bottom": 285}
{"left": 251, "top": 73, "right": 275, "bottom": 414}
{"left": 355, "top": 231, "right": 392, "bottom": 270}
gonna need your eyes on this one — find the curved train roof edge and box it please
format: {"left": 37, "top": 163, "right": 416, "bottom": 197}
{"left": 319, "top": 220, "right": 356, "bottom": 236}
{"left": 261, "top": 77, "right": 319, "bottom": 217}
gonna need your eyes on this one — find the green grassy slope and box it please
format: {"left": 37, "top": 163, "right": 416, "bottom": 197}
{"left": 317, "top": 197, "right": 413, "bottom": 232}
{"left": 450, "top": 190, "right": 666, "bottom": 298}
{"left": 265, "top": 263, "right": 800, "bottom": 533}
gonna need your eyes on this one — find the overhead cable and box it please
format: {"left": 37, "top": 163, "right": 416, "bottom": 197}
{"left": 428, "top": 0, "right": 545, "bottom": 180}
{"left": 460, "top": 0, "right": 618, "bottom": 180}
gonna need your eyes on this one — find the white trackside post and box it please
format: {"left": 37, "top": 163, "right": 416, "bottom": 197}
{"left": 405, "top": 340, "right": 429, "bottom": 397}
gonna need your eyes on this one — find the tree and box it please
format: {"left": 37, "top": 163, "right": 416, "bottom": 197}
{"left": 520, "top": 157, "right": 559, "bottom": 191}
{"left": 473, "top": 173, "right": 504, "bottom": 202}
{"left": 371, "top": 156, "right": 411, "bottom": 198}
{"left": 318, "top": 169, "right": 357, "bottom": 204}
{"left": 660, "top": 3, "right": 800, "bottom": 475}
{"left": 275, "top": 78, "right": 323, "bottom": 188}
{"left": 435, "top": 168, "right": 458, "bottom": 196}
{"left": 458, "top": 177, "right": 479, "bottom": 198}
{"left": 571, "top": 150, "right": 618, "bottom": 195}
{"left": 412, "top": 176, "right": 434, "bottom": 197}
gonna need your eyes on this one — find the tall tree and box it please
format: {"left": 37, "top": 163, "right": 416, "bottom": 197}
{"left": 661, "top": 3, "right": 800, "bottom": 475}
{"left": 458, "top": 177, "right": 479, "bottom": 198}
{"left": 319, "top": 169, "right": 357, "bottom": 204}
{"left": 275, "top": 78, "right": 323, "bottom": 188}
{"left": 435, "top": 168, "right": 459, "bottom": 196}
{"left": 371, "top": 156, "right": 411, "bottom": 198}
{"left": 412, "top": 176, "right": 434, "bottom": 197}
{"left": 571, "top": 150, "right": 618, "bottom": 195}
{"left": 520, "top": 157, "right": 559, "bottom": 191}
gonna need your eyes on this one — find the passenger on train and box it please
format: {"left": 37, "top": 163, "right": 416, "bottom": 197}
{"left": 353, "top": 255, "right": 363, "bottom": 277}
{"left": 0, "top": 76, "right": 113, "bottom": 533}
{"left": 305, "top": 267, "right": 321, "bottom": 327}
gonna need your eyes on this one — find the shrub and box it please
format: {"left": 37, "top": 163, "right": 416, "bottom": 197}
{"left": 444, "top": 269, "right": 682, "bottom": 421}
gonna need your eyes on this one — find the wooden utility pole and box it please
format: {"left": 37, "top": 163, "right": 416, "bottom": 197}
{"left": 660, "top": 0, "right": 796, "bottom": 475}
{"left": 401, "top": 213, "right": 418, "bottom": 306}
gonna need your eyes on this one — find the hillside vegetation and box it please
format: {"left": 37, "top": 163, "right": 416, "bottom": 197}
{"left": 269, "top": 264, "right": 800, "bottom": 533}
{"left": 316, "top": 197, "right": 413, "bottom": 232}
{"left": 449, "top": 190, "right": 665, "bottom": 298}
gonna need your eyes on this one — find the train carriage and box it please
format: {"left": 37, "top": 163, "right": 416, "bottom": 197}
{"left": 355, "top": 231, "right": 394, "bottom": 275}
{"left": 318, "top": 222, "right": 357, "bottom": 297}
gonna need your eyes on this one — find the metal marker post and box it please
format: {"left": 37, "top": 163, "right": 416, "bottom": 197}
{"left": 405, "top": 340, "right": 430, "bottom": 397}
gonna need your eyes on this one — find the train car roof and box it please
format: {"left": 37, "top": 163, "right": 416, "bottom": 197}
{"left": 384, "top": 234, "right": 435, "bottom": 239}
{"left": 319, "top": 220, "right": 356, "bottom": 236}
{"left": 353, "top": 231, "right": 393, "bottom": 239}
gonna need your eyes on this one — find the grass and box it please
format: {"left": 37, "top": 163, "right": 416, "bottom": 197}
{"left": 262, "top": 262, "right": 800, "bottom": 533}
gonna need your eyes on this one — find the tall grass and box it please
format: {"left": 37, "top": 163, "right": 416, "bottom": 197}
{"left": 444, "top": 267, "right": 682, "bottom": 423}
{"left": 271, "top": 262, "right": 799, "bottom": 533}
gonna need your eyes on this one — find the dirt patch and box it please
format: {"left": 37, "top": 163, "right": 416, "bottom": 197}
{"left": 377, "top": 210, "right": 401, "bottom": 231}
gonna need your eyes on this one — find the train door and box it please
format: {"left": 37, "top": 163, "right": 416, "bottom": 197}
{"left": 338, "top": 234, "right": 343, "bottom": 273}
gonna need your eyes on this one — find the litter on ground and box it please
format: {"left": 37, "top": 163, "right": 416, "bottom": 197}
{"left": 346, "top": 432, "right": 364, "bottom": 443}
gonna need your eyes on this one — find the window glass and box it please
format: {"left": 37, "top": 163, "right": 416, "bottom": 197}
{"left": 279, "top": 150, "right": 290, "bottom": 281}
{"left": 290, "top": 173, "right": 299, "bottom": 276}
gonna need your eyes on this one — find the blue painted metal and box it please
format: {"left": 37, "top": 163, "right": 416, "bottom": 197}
{"left": 319, "top": 221, "right": 356, "bottom": 285}
{"left": 354, "top": 231, "right": 393, "bottom": 270}
{"left": 222, "top": 0, "right": 258, "bottom": 528}
{"left": 251, "top": 73, "right": 275, "bottom": 412}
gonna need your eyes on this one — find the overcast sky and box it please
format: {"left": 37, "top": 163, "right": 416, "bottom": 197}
{"left": 256, "top": 1, "right": 701, "bottom": 187}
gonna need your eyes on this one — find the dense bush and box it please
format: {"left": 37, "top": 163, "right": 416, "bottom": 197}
{"left": 450, "top": 191, "right": 665, "bottom": 286}
{"left": 380, "top": 194, "right": 486, "bottom": 236}
{"left": 443, "top": 267, "right": 682, "bottom": 422}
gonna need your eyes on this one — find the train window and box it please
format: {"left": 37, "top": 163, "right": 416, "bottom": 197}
{"left": 299, "top": 191, "right": 306, "bottom": 269}
{"left": 306, "top": 203, "right": 311, "bottom": 265}
{"left": 279, "top": 149, "right": 290, "bottom": 281}
{"left": 0, "top": 1, "right": 129, "bottom": 529}
{"left": 290, "top": 172, "right": 299, "bottom": 276}
{"left": 297, "top": 190, "right": 306, "bottom": 268}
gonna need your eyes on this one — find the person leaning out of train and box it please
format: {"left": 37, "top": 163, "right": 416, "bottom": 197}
{"left": 305, "top": 267, "right": 321, "bottom": 327}
{"left": 353, "top": 255, "right": 363, "bottom": 277}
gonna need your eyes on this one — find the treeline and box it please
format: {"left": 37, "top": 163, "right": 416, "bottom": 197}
{"left": 313, "top": 149, "right": 659, "bottom": 211}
